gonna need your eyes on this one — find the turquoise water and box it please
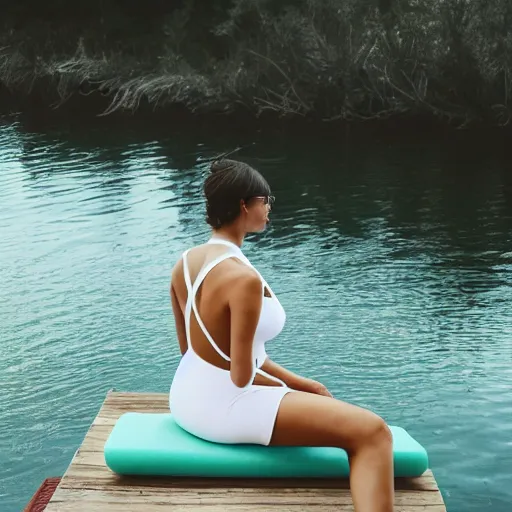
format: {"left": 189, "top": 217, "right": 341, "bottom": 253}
{"left": 1, "top": 118, "right": 511, "bottom": 511}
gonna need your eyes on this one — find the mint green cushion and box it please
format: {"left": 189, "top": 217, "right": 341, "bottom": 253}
{"left": 104, "top": 413, "right": 428, "bottom": 478}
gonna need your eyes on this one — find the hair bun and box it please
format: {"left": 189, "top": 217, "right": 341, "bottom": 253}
{"left": 210, "top": 159, "right": 236, "bottom": 174}
{"left": 209, "top": 160, "right": 224, "bottom": 173}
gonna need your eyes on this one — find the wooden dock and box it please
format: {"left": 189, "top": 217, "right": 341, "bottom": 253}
{"left": 45, "top": 391, "right": 446, "bottom": 511}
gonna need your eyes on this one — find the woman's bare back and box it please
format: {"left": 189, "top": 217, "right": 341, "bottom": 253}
{"left": 171, "top": 243, "right": 256, "bottom": 370}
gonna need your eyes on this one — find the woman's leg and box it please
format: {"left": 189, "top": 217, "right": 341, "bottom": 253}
{"left": 271, "top": 391, "right": 394, "bottom": 512}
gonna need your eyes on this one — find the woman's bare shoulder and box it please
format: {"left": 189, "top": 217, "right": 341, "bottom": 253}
{"left": 215, "top": 259, "right": 263, "bottom": 294}
{"left": 170, "top": 244, "right": 255, "bottom": 284}
{"left": 170, "top": 244, "right": 204, "bottom": 276}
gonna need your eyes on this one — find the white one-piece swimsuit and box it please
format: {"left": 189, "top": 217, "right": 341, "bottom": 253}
{"left": 169, "top": 237, "right": 294, "bottom": 445}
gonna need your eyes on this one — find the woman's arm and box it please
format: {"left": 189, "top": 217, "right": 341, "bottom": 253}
{"left": 229, "top": 273, "right": 263, "bottom": 388}
{"left": 259, "top": 358, "right": 305, "bottom": 389}
{"left": 228, "top": 271, "right": 308, "bottom": 389}
{"left": 260, "top": 358, "right": 333, "bottom": 397}
{"left": 228, "top": 272, "right": 332, "bottom": 396}
{"left": 170, "top": 283, "right": 188, "bottom": 356}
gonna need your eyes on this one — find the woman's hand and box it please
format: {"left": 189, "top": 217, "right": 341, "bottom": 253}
{"left": 296, "top": 377, "right": 333, "bottom": 398}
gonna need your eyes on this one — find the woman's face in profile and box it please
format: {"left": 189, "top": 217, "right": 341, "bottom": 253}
{"left": 244, "top": 195, "right": 274, "bottom": 232}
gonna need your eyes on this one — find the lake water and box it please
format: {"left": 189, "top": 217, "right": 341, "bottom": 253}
{"left": 1, "top": 117, "right": 511, "bottom": 511}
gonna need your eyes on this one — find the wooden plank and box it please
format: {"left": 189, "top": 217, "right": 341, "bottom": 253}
{"left": 47, "top": 503, "right": 360, "bottom": 511}
{"left": 75, "top": 425, "right": 112, "bottom": 451}
{"left": 60, "top": 465, "right": 352, "bottom": 491}
{"left": 92, "top": 415, "right": 123, "bottom": 427}
{"left": 101, "top": 393, "right": 169, "bottom": 408}
{"left": 98, "top": 401, "right": 168, "bottom": 412}
{"left": 48, "top": 485, "right": 443, "bottom": 505}
{"left": 48, "top": 486, "right": 354, "bottom": 506}
{"left": 100, "top": 399, "right": 168, "bottom": 409}
{"left": 90, "top": 403, "right": 168, "bottom": 425}
{"left": 105, "top": 391, "right": 168, "bottom": 401}
{"left": 47, "top": 486, "right": 446, "bottom": 511}
{"left": 46, "top": 504, "right": 447, "bottom": 512}
{"left": 60, "top": 463, "right": 440, "bottom": 493}
{"left": 94, "top": 407, "right": 168, "bottom": 417}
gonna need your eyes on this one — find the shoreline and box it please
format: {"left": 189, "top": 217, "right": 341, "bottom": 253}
{"left": 3, "top": 90, "right": 512, "bottom": 144}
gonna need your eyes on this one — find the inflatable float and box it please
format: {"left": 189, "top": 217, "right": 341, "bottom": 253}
{"left": 104, "top": 412, "right": 429, "bottom": 478}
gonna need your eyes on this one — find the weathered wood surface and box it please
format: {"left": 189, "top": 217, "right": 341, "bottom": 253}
{"left": 45, "top": 391, "right": 446, "bottom": 511}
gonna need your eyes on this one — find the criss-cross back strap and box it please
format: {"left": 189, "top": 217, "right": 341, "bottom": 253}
{"left": 182, "top": 250, "right": 236, "bottom": 361}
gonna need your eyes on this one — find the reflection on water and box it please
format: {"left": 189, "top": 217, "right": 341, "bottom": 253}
{"left": 1, "top": 118, "right": 511, "bottom": 511}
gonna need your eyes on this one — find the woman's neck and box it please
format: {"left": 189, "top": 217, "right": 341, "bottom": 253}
{"left": 210, "top": 228, "right": 245, "bottom": 248}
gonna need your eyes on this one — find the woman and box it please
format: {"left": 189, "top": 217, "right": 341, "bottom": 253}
{"left": 169, "top": 159, "right": 394, "bottom": 512}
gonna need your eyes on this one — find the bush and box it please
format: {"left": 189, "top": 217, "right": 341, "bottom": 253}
{"left": 1, "top": 0, "right": 511, "bottom": 126}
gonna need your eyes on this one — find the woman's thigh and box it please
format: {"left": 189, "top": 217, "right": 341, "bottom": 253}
{"left": 270, "top": 391, "right": 389, "bottom": 452}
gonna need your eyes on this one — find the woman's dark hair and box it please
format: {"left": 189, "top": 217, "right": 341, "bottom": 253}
{"left": 204, "top": 159, "right": 271, "bottom": 229}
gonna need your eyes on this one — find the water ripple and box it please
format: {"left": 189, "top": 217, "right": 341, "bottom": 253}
{"left": 1, "top": 122, "right": 512, "bottom": 512}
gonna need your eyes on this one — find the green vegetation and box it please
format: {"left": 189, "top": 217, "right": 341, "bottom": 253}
{"left": 2, "top": 0, "right": 512, "bottom": 127}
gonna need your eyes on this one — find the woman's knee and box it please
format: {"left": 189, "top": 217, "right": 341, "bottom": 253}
{"left": 362, "top": 414, "right": 392, "bottom": 448}
{"left": 373, "top": 416, "right": 392, "bottom": 443}
{"left": 344, "top": 411, "right": 392, "bottom": 453}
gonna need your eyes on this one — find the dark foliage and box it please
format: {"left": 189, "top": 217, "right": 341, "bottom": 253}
{"left": 1, "top": 0, "right": 511, "bottom": 126}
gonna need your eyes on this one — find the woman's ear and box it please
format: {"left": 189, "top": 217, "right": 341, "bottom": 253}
{"left": 240, "top": 199, "right": 249, "bottom": 213}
